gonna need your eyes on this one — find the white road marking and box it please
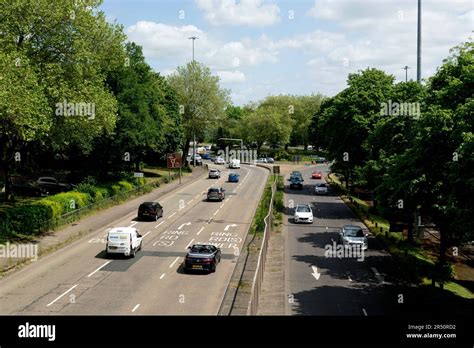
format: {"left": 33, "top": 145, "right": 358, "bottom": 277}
{"left": 348, "top": 276, "right": 353, "bottom": 282}
{"left": 178, "top": 222, "right": 191, "bottom": 230}
{"left": 195, "top": 194, "right": 200, "bottom": 199}
{"left": 224, "top": 224, "right": 237, "bottom": 231}
{"left": 167, "top": 212, "right": 176, "bottom": 219}
{"left": 132, "top": 304, "right": 140, "bottom": 312}
{"left": 169, "top": 257, "right": 180, "bottom": 268}
{"left": 128, "top": 221, "right": 138, "bottom": 227}
{"left": 362, "top": 308, "right": 368, "bottom": 316}
{"left": 142, "top": 231, "right": 151, "bottom": 238}
{"left": 160, "top": 273, "right": 166, "bottom": 279}
{"left": 213, "top": 209, "right": 219, "bottom": 216}
{"left": 232, "top": 189, "right": 237, "bottom": 193}
{"left": 197, "top": 227, "right": 204, "bottom": 235}
{"left": 185, "top": 239, "right": 195, "bottom": 250}
{"left": 87, "top": 261, "right": 112, "bottom": 278}
{"left": 46, "top": 285, "right": 78, "bottom": 307}
{"left": 187, "top": 199, "right": 194, "bottom": 204}
{"left": 225, "top": 198, "right": 230, "bottom": 202}
{"left": 220, "top": 203, "right": 225, "bottom": 209}
{"left": 154, "top": 221, "right": 165, "bottom": 229}
{"left": 207, "top": 218, "right": 213, "bottom": 224}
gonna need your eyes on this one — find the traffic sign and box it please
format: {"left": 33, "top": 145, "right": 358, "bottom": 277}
{"left": 273, "top": 166, "right": 280, "bottom": 174}
{"left": 167, "top": 153, "right": 182, "bottom": 169}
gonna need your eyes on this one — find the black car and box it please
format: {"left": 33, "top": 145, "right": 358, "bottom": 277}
{"left": 36, "top": 177, "right": 74, "bottom": 193}
{"left": 138, "top": 202, "right": 163, "bottom": 221}
{"left": 207, "top": 187, "right": 225, "bottom": 201}
{"left": 289, "top": 177, "right": 304, "bottom": 190}
{"left": 9, "top": 181, "right": 48, "bottom": 197}
{"left": 183, "top": 244, "right": 221, "bottom": 273}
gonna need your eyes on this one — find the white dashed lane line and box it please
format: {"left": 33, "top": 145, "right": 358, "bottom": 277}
{"left": 167, "top": 212, "right": 176, "bottom": 219}
{"left": 154, "top": 221, "right": 165, "bottom": 229}
{"left": 87, "top": 261, "right": 112, "bottom": 278}
{"left": 197, "top": 227, "right": 204, "bottom": 235}
{"left": 46, "top": 285, "right": 78, "bottom": 307}
{"left": 213, "top": 209, "right": 219, "bottom": 216}
{"left": 132, "top": 304, "right": 140, "bottom": 312}
{"left": 185, "top": 239, "right": 195, "bottom": 250}
{"left": 142, "top": 231, "right": 151, "bottom": 238}
{"left": 169, "top": 257, "right": 180, "bottom": 268}
{"left": 160, "top": 273, "right": 166, "bottom": 279}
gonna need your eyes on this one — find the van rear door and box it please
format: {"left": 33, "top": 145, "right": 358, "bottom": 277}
{"left": 107, "top": 232, "right": 130, "bottom": 252}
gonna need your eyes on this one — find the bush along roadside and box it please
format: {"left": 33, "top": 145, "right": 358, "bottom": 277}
{"left": 0, "top": 171, "right": 186, "bottom": 243}
{"left": 326, "top": 172, "right": 472, "bottom": 299}
{"left": 248, "top": 175, "right": 275, "bottom": 236}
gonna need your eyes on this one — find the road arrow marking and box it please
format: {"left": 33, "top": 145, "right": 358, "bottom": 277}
{"left": 311, "top": 266, "right": 321, "bottom": 280}
{"left": 224, "top": 224, "right": 238, "bottom": 231}
{"left": 178, "top": 222, "right": 191, "bottom": 230}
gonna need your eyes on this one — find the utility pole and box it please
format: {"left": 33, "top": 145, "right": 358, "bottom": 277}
{"left": 417, "top": 0, "right": 422, "bottom": 83}
{"left": 402, "top": 65, "right": 411, "bottom": 82}
{"left": 188, "top": 36, "right": 198, "bottom": 166}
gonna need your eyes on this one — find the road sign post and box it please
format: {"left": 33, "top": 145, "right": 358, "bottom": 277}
{"left": 167, "top": 152, "right": 183, "bottom": 184}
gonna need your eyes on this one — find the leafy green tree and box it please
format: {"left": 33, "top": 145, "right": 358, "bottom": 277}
{"left": 167, "top": 61, "right": 229, "bottom": 162}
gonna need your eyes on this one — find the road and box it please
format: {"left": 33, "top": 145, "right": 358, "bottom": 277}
{"left": 0, "top": 164, "right": 268, "bottom": 315}
{"left": 284, "top": 164, "right": 397, "bottom": 316}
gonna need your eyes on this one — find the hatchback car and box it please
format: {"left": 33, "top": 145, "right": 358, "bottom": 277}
{"left": 315, "top": 183, "right": 328, "bottom": 195}
{"left": 183, "top": 244, "right": 222, "bottom": 273}
{"left": 228, "top": 173, "right": 240, "bottom": 182}
{"left": 138, "top": 201, "right": 163, "bottom": 221}
{"left": 289, "top": 177, "right": 304, "bottom": 190}
{"left": 208, "top": 169, "right": 221, "bottom": 179}
{"left": 215, "top": 157, "right": 226, "bottom": 165}
{"left": 294, "top": 204, "right": 313, "bottom": 223}
{"left": 339, "top": 225, "right": 368, "bottom": 250}
{"left": 207, "top": 187, "right": 225, "bottom": 201}
{"left": 311, "top": 171, "right": 323, "bottom": 179}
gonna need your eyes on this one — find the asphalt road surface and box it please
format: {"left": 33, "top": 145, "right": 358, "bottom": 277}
{"left": 284, "top": 164, "right": 397, "bottom": 316}
{"left": 0, "top": 164, "right": 268, "bottom": 315}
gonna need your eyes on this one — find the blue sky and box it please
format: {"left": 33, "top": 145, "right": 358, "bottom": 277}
{"left": 100, "top": 0, "right": 473, "bottom": 105}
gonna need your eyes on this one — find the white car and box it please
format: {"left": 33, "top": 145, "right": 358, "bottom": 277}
{"left": 229, "top": 159, "right": 240, "bottom": 168}
{"left": 339, "top": 225, "right": 368, "bottom": 250}
{"left": 256, "top": 158, "right": 268, "bottom": 163}
{"left": 315, "top": 183, "right": 328, "bottom": 195}
{"left": 208, "top": 169, "right": 221, "bottom": 179}
{"left": 106, "top": 227, "right": 143, "bottom": 258}
{"left": 294, "top": 204, "right": 313, "bottom": 223}
{"left": 215, "top": 157, "right": 225, "bottom": 165}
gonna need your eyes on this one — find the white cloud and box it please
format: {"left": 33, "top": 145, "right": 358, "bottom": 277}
{"left": 216, "top": 70, "right": 247, "bottom": 83}
{"left": 196, "top": 0, "right": 280, "bottom": 26}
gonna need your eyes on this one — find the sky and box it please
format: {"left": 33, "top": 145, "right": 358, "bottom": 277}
{"left": 100, "top": 0, "right": 473, "bottom": 105}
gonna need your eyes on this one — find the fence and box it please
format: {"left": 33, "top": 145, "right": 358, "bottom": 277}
{"left": 247, "top": 175, "right": 277, "bottom": 315}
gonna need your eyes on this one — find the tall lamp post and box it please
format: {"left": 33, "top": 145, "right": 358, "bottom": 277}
{"left": 402, "top": 65, "right": 411, "bottom": 82}
{"left": 417, "top": 0, "right": 422, "bottom": 83}
{"left": 188, "top": 36, "right": 198, "bottom": 166}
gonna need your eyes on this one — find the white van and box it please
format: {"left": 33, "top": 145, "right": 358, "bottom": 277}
{"left": 106, "top": 227, "right": 142, "bottom": 258}
{"left": 229, "top": 158, "right": 240, "bottom": 169}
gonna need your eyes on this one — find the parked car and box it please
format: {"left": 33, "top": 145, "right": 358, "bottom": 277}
{"left": 315, "top": 183, "right": 328, "bottom": 195}
{"left": 228, "top": 173, "right": 240, "bottom": 182}
{"left": 215, "top": 157, "right": 225, "bottom": 165}
{"left": 8, "top": 180, "right": 48, "bottom": 197}
{"left": 201, "top": 153, "right": 211, "bottom": 160}
{"left": 36, "top": 177, "right": 74, "bottom": 193}
{"left": 208, "top": 169, "right": 221, "bottom": 179}
{"left": 311, "top": 171, "right": 323, "bottom": 179}
{"left": 207, "top": 187, "right": 225, "bottom": 201}
{"left": 256, "top": 158, "right": 268, "bottom": 163}
{"left": 289, "top": 176, "right": 304, "bottom": 190}
{"left": 339, "top": 225, "right": 368, "bottom": 250}
{"left": 294, "top": 204, "right": 313, "bottom": 223}
{"left": 106, "top": 227, "right": 142, "bottom": 258}
{"left": 265, "top": 157, "right": 275, "bottom": 163}
{"left": 138, "top": 201, "right": 163, "bottom": 221}
{"left": 183, "top": 243, "right": 222, "bottom": 273}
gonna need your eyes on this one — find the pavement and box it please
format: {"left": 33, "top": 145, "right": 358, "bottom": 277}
{"left": 0, "top": 163, "right": 269, "bottom": 315}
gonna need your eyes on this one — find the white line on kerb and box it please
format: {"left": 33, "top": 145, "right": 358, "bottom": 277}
{"left": 160, "top": 273, "right": 166, "bottom": 279}
{"left": 47, "top": 285, "right": 78, "bottom": 307}
{"left": 154, "top": 221, "right": 165, "bottom": 229}
{"left": 129, "top": 221, "right": 138, "bottom": 227}
{"left": 197, "top": 227, "right": 204, "bottom": 235}
{"left": 167, "top": 212, "right": 176, "bottom": 219}
{"left": 87, "top": 261, "right": 112, "bottom": 278}
{"left": 132, "top": 304, "right": 140, "bottom": 312}
{"left": 169, "top": 257, "right": 180, "bottom": 268}
{"left": 185, "top": 239, "right": 195, "bottom": 250}
{"left": 362, "top": 308, "right": 368, "bottom": 316}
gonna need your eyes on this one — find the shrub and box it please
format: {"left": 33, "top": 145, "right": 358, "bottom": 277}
{"left": 118, "top": 180, "right": 134, "bottom": 192}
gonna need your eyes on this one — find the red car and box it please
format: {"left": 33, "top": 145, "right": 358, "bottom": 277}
{"left": 311, "top": 171, "right": 323, "bottom": 179}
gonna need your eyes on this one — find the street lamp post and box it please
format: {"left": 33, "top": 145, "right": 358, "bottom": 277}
{"left": 188, "top": 36, "right": 198, "bottom": 167}
{"left": 417, "top": 0, "right": 422, "bottom": 83}
{"left": 402, "top": 65, "right": 411, "bottom": 82}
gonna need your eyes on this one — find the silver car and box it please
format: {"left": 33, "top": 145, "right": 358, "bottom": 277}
{"left": 339, "top": 225, "right": 368, "bottom": 250}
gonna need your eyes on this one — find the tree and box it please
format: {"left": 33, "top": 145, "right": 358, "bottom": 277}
{"left": 167, "top": 61, "right": 229, "bottom": 163}
{"left": 0, "top": 52, "right": 51, "bottom": 201}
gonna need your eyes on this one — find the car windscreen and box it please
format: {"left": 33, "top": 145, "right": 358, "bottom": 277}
{"left": 318, "top": 184, "right": 326, "bottom": 187}
{"left": 296, "top": 206, "right": 311, "bottom": 213}
{"left": 208, "top": 188, "right": 219, "bottom": 192}
{"left": 345, "top": 229, "right": 364, "bottom": 237}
